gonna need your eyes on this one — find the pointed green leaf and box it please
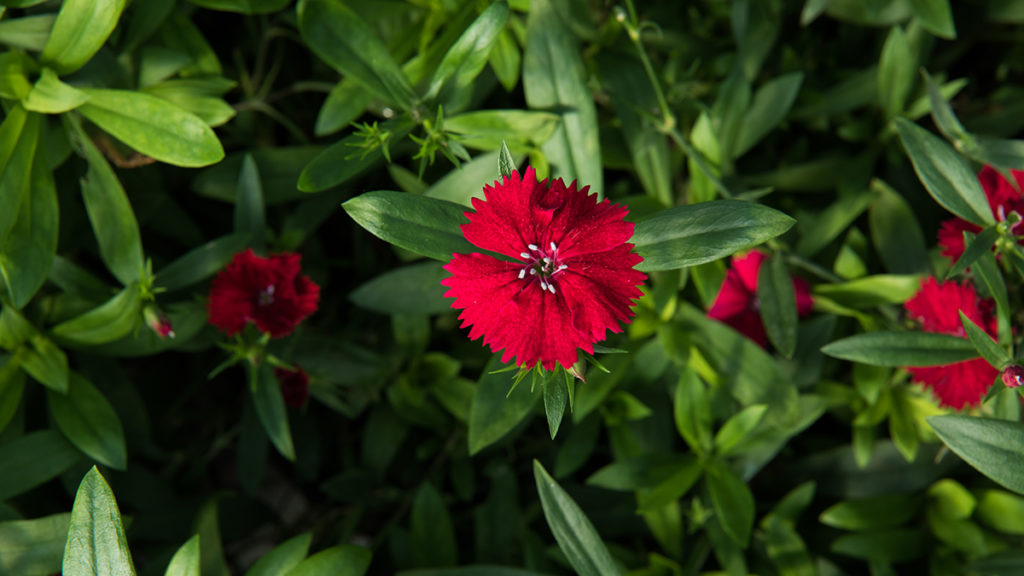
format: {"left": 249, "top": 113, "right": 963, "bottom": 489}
{"left": 234, "top": 153, "right": 266, "bottom": 250}
{"left": 20, "top": 334, "right": 69, "bottom": 393}
{"left": 468, "top": 357, "right": 539, "bottom": 455}
{"left": 350, "top": 262, "right": 452, "bottom": 315}
{"left": 543, "top": 375, "right": 567, "bottom": 439}
{"left": 165, "top": 535, "right": 200, "bottom": 576}
{"left": 51, "top": 285, "right": 142, "bottom": 347}
{"left": 40, "top": 0, "right": 128, "bottom": 74}
{"left": 632, "top": 200, "right": 796, "bottom": 272}
{"left": 245, "top": 533, "right": 311, "bottom": 576}
{"left": 63, "top": 467, "right": 136, "bottom": 575}
{"left": 533, "top": 460, "right": 622, "bottom": 576}
{"left": 78, "top": 88, "right": 224, "bottom": 167}
{"left": 155, "top": 233, "right": 250, "bottom": 292}
{"left": 411, "top": 483, "right": 457, "bottom": 568}
{"left": 674, "top": 366, "right": 712, "bottom": 453}
{"left": 0, "top": 513, "right": 70, "bottom": 576}
{"left": 0, "top": 430, "right": 80, "bottom": 501}
{"left": 706, "top": 458, "right": 755, "bottom": 547}
{"left": 48, "top": 372, "right": 127, "bottom": 470}
{"left": 0, "top": 356, "right": 24, "bottom": 434}
{"left": 281, "top": 545, "right": 371, "bottom": 576}
{"left": 819, "top": 493, "right": 925, "bottom": 530}
{"left": 0, "top": 107, "right": 37, "bottom": 250}
{"left": 922, "top": 70, "right": 968, "bottom": 143}
{"left": 24, "top": 68, "right": 89, "bottom": 113}
{"left": 909, "top": 0, "right": 956, "bottom": 39}
{"left": 499, "top": 141, "right": 517, "bottom": 179}
{"left": 869, "top": 179, "right": 930, "bottom": 275}
{"left": 959, "top": 311, "right": 1010, "bottom": 370}
{"left": 297, "top": 120, "right": 413, "bottom": 192}
{"left": 929, "top": 415, "right": 1024, "bottom": 495}
{"left": 735, "top": 72, "right": 804, "bottom": 158}
{"left": 251, "top": 362, "right": 295, "bottom": 461}
{"left": 714, "top": 404, "right": 769, "bottom": 456}
{"left": 822, "top": 331, "right": 979, "bottom": 367}
{"left": 878, "top": 27, "right": 913, "bottom": 118}
{"left": 343, "top": 191, "right": 474, "bottom": 262}
{"left": 758, "top": 253, "right": 798, "bottom": 358}
{"left": 427, "top": 1, "right": 509, "bottom": 111}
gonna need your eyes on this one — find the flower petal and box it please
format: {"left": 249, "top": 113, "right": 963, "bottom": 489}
{"left": 461, "top": 166, "right": 549, "bottom": 259}
{"left": 908, "top": 358, "right": 997, "bottom": 409}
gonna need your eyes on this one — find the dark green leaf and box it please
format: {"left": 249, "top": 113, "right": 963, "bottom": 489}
{"left": 959, "top": 311, "right": 1010, "bottom": 370}
{"left": 0, "top": 513, "right": 69, "bottom": 576}
{"left": 758, "top": 253, "right": 797, "bottom": 357}
{"left": 343, "top": 191, "right": 474, "bottom": 262}
{"left": 245, "top": 533, "right": 312, "bottom": 576}
{"left": 50, "top": 285, "right": 142, "bottom": 347}
{"left": 869, "top": 179, "right": 930, "bottom": 275}
{"left": 762, "top": 516, "right": 815, "bottom": 576}
{"left": 533, "top": 461, "right": 622, "bottom": 576}
{"left": 877, "top": 27, "right": 913, "bottom": 118}
{"left": 673, "top": 366, "right": 712, "bottom": 453}
{"left": 635, "top": 457, "right": 703, "bottom": 513}
{"left": 251, "top": 362, "right": 295, "bottom": 461}
{"left": 735, "top": 72, "right": 804, "bottom": 158}
{"left": 20, "top": 334, "right": 69, "bottom": 393}
{"left": 706, "top": 459, "right": 755, "bottom": 547}
{"left": 821, "top": 331, "right": 978, "bottom": 367}
{"left": 186, "top": 0, "right": 290, "bottom": 14}
{"left": 468, "top": 357, "right": 539, "bottom": 455}
{"left": 427, "top": 2, "right": 509, "bottom": 111}
{"left": 234, "top": 153, "right": 266, "bottom": 250}
{"left": 411, "top": 483, "right": 457, "bottom": 568}
{"left": 0, "top": 430, "right": 79, "bottom": 501}
{"left": 297, "top": 0, "right": 417, "bottom": 110}
{"left": 894, "top": 118, "right": 992, "bottom": 227}
{"left": 543, "top": 375, "right": 567, "bottom": 440}
{"left": 632, "top": 200, "right": 795, "bottom": 272}
{"left": 830, "top": 529, "right": 927, "bottom": 563}
{"left": 78, "top": 88, "right": 224, "bottom": 167}
{"left": 48, "top": 372, "right": 127, "bottom": 470}
{"left": 297, "top": 120, "right": 412, "bottom": 192}
{"left": 40, "top": 0, "right": 127, "bottom": 74}
{"left": 819, "top": 494, "right": 925, "bottom": 530}
{"left": 350, "top": 262, "right": 452, "bottom": 315}
{"left": 62, "top": 467, "right": 136, "bottom": 575}
{"left": 928, "top": 415, "right": 1024, "bottom": 495}
{"left": 281, "top": 545, "right": 371, "bottom": 576}
{"left": 0, "top": 357, "right": 24, "bottom": 434}
{"left": 155, "top": 233, "right": 250, "bottom": 292}
{"left": 923, "top": 70, "right": 968, "bottom": 143}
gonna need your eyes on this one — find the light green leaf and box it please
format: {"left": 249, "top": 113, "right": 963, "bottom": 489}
{"left": 281, "top": 545, "right": 371, "bottom": 576}
{"left": 427, "top": 2, "right": 509, "bottom": 111}
{"left": 350, "top": 263, "right": 451, "bottom": 316}
{"left": 928, "top": 415, "right": 1024, "bottom": 495}
{"left": 632, "top": 200, "right": 796, "bottom": 272}
{"left": 813, "top": 275, "right": 923, "bottom": 308}
{"left": 297, "top": 0, "right": 417, "bottom": 110}
{"left": 523, "top": 0, "right": 601, "bottom": 198}
{"left": 48, "top": 372, "right": 127, "bottom": 470}
{"left": 0, "top": 106, "right": 36, "bottom": 246}
{"left": 50, "top": 285, "right": 142, "bottom": 347}
{"left": 468, "top": 356, "right": 539, "bottom": 455}
{"left": 24, "top": 68, "right": 89, "bottom": 113}
{"left": 165, "top": 535, "right": 200, "bottom": 576}
{"left": 40, "top": 0, "right": 128, "bottom": 74}
{"left": 498, "top": 142, "right": 516, "bottom": 179}
{"left": 922, "top": 70, "right": 968, "bottom": 143}
{"left": 673, "top": 366, "right": 712, "bottom": 453}
{"left": 155, "top": 233, "right": 250, "bottom": 292}
{"left": 533, "top": 461, "right": 622, "bottom": 576}
{"left": 715, "top": 405, "right": 769, "bottom": 456}
{"left": 68, "top": 116, "right": 144, "bottom": 286}
{"left": 445, "top": 110, "right": 560, "bottom": 152}
{"left": 245, "top": 533, "right": 312, "bottom": 576}
{"left": 909, "top": 0, "right": 956, "bottom": 39}
{"left": 63, "top": 467, "right": 136, "bottom": 575}
{"left": 822, "top": 331, "right": 978, "bottom": 367}
{"left": 342, "top": 191, "right": 474, "bottom": 262}
{"left": 77, "top": 88, "right": 224, "bottom": 167}
{"left": 894, "top": 118, "right": 993, "bottom": 227}
{"left": 251, "top": 362, "right": 295, "bottom": 461}
{"left": 0, "top": 513, "right": 70, "bottom": 576}
{"left": 0, "top": 14, "right": 56, "bottom": 52}
{"left": 0, "top": 430, "right": 80, "bottom": 501}
{"left": 20, "top": 334, "right": 69, "bottom": 393}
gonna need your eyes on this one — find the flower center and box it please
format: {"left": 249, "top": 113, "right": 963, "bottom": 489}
{"left": 258, "top": 284, "right": 276, "bottom": 306}
{"left": 518, "top": 241, "right": 568, "bottom": 294}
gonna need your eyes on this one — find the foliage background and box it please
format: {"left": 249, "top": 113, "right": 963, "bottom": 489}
{"left": 3, "top": 0, "right": 1024, "bottom": 575}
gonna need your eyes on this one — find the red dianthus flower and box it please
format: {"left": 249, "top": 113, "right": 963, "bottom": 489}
{"left": 707, "top": 251, "right": 813, "bottom": 348}
{"left": 207, "top": 249, "right": 320, "bottom": 338}
{"left": 441, "top": 167, "right": 646, "bottom": 371}
{"left": 274, "top": 365, "right": 310, "bottom": 408}
{"left": 904, "top": 278, "right": 998, "bottom": 409}
{"left": 937, "top": 166, "right": 1024, "bottom": 261}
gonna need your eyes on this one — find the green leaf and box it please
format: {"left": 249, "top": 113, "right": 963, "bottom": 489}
{"left": 868, "top": 179, "right": 930, "bottom": 275}
{"left": 813, "top": 275, "right": 922, "bottom": 308}
{"left": 735, "top": 72, "right": 804, "bottom": 158}
{"left": 909, "top": 0, "right": 956, "bottom": 39}
{"left": 830, "top": 529, "right": 927, "bottom": 563}
{"left": 343, "top": 191, "right": 474, "bottom": 262}
{"left": 251, "top": 363, "right": 295, "bottom": 461}
{"left": 705, "top": 458, "right": 755, "bottom": 547}
{"left": 632, "top": 200, "right": 795, "bottom": 272}
{"left": 543, "top": 375, "right": 567, "bottom": 440}
{"left": 281, "top": 545, "right": 371, "bottom": 576}
{"left": 68, "top": 116, "right": 144, "bottom": 286}
{"left": 976, "top": 490, "right": 1024, "bottom": 535}
{"left": 922, "top": 70, "right": 968, "bottom": 145}
{"left": 0, "top": 107, "right": 38, "bottom": 250}
{"left": 395, "top": 569, "right": 554, "bottom": 576}
{"left": 234, "top": 153, "right": 266, "bottom": 250}
{"left": 878, "top": 27, "right": 914, "bottom": 118}
{"left": 142, "top": 79, "right": 236, "bottom": 127}
{"left": 165, "top": 535, "right": 200, "bottom": 576}
{"left": 959, "top": 311, "right": 1010, "bottom": 370}
{"left": 77, "top": 88, "right": 224, "bottom": 167}
{"left": 40, "top": 0, "right": 128, "bottom": 75}
{"left": 63, "top": 467, "right": 137, "bottom": 576}
{"left": 48, "top": 372, "right": 127, "bottom": 470}
{"left": 973, "top": 248, "right": 1011, "bottom": 344}
{"left": 50, "top": 285, "right": 142, "bottom": 347}
{"left": 523, "top": 0, "right": 602, "bottom": 199}
{"left": 350, "top": 262, "right": 452, "bottom": 315}
{"left": 297, "top": 0, "right": 417, "bottom": 110}
{"left": 673, "top": 366, "right": 712, "bottom": 453}
{"left": 20, "top": 334, "right": 69, "bottom": 393}
{"left": 445, "top": 111, "right": 559, "bottom": 153}
{"left": 245, "top": 533, "right": 312, "bottom": 576}
{"left": 411, "top": 483, "right": 457, "bottom": 568}
{"left": 498, "top": 141, "right": 517, "bottom": 180}
{"left": 762, "top": 516, "right": 815, "bottom": 576}
{"left": 195, "top": 499, "right": 229, "bottom": 576}
{"left": 186, "top": 0, "right": 291, "bottom": 14}
{"left": 1, "top": 122, "right": 57, "bottom": 309}
{"left": 468, "top": 357, "right": 539, "bottom": 455}
{"left": 155, "top": 233, "right": 250, "bottom": 292}
{"left": 635, "top": 457, "right": 703, "bottom": 513}
{"left": 758, "top": 253, "right": 798, "bottom": 358}
{"left": 533, "top": 460, "right": 622, "bottom": 576}
{"left": 314, "top": 79, "right": 372, "bottom": 137}
{"left": 297, "top": 120, "right": 413, "bottom": 192}
{"left": 586, "top": 453, "right": 698, "bottom": 491}
{"left": 821, "top": 331, "right": 979, "bottom": 367}
{"left": 0, "top": 14, "right": 56, "bottom": 52}
{"left": 0, "top": 357, "right": 24, "bottom": 434}
{"left": 24, "top": 68, "right": 89, "bottom": 113}
{"left": 0, "top": 513, "right": 69, "bottom": 576}
{"left": 928, "top": 415, "right": 1024, "bottom": 495}
{"left": 894, "top": 117, "right": 993, "bottom": 227}
{"left": 714, "top": 405, "right": 769, "bottom": 456}
{"left": 426, "top": 1, "right": 509, "bottom": 111}
{"left": 0, "top": 430, "right": 80, "bottom": 501}
{"left": 819, "top": 493, "right": 925, "bottom": 530}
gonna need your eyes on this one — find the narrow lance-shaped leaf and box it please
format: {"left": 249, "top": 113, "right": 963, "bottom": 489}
{"left": 343, "top": 191, "right": 475, "bottom": 262}
{"left": 706, "top": 458, "right": 756, "bottom": 547}
{"left": 234, "top": 153, "right": 266, "bottom": 250}
{"left": 543, "top": 374, "right": 567, "bottom": 439}
{"left": 468, "top": 356, "right": 539, "bottom": 455}
{"left": 499, "top": 141, "right": 517, "bottom": 179}
{"left": 923, "top": 70, "right": 968, "bottom": 143}
{"left": 427, "top": 1, "right": 509, "bottom": 111}
{"left": 631, "top": 200, "right": 796, "bottom": 272}
{"left": 41, "top": 0, "right": 128, "bottom": 75}
{"left": 50, "top": 285, "right": 143, "bottom": 347}
{"left": 62, "top": 467, "right": 136, "bottom": 575}
{"left": 0, "top": 512, "right": 70, "bottom": 576}
{"left": 959, "top": 311, "right": 1010, "bottom": 370}
{"left": 758, "top": 253, "right": 798, "bottom": 358}
{"left": 250, "top": 362, "right": 295, "bottom": 461}
{"left": 0, "top": 108, "right": 39, "bottom": 268}
{"left": 822, "top": 331, "right": 978, "bottom": 367}
{"left": 156, "top": 233, "right": 250, "bottom": 292}
{"left": 23, "top": 68, "right": 90, "bottom": 113}
{"left": 929, "top": 415, "right": 1024, "bottom": 495}
{"left": 48, "top": 372, "right": 127, "bottom": 470}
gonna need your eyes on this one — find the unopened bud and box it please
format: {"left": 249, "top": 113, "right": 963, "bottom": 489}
{"left": 143, "top": 305, "right": 175, "bottom": 339}
{"left": 1001, "top": 365, "right": 1024, "bottom": 389}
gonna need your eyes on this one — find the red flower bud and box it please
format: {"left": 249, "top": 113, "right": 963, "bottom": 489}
{"left": 1001, "top": 365, "right": 1024, "bottom": 389}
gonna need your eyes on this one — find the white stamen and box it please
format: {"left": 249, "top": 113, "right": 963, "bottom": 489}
{"left": 518, "top": 269, "right": 526, "bottom": 279}
{"left": 528, "top": 244, "right": 539, "bottom": 251}
{"left": 548, "top": 283, "right": 557, "bottom": 294}
{"left": 530, "top": 269, "right": 536, "bottom": 275}
{"left": 542, "top": 257, "right": 551, "bottom": 264}
{"left": 540, "top": 281, "right": 548, "bottom": 291}
{"left": 520, "top": 252, "right": 530, "bottom": 259}
{"left": 557, "top": 264, "right": 568, "bottom": 271}
{"left": 550, "top": 241, "right": 557, "bottom": 252}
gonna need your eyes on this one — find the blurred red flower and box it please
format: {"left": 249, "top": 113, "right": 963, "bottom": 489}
{"left": 441, "top": 167, "right": 646, "bottom": 371}
{"left": 904, "top": 278, "right": 998, "bottom": 409}
{"left": 937, "top": 166, "right": 1024, "bottom": 261}
{"left": 707, "top": 251, "right": 813, "bottom": 347}
{"left": 208, "top": 249, "right": 320, "bottom": 338}
{"left": 275, "top": 365, "right": 310, "bottom": 408}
